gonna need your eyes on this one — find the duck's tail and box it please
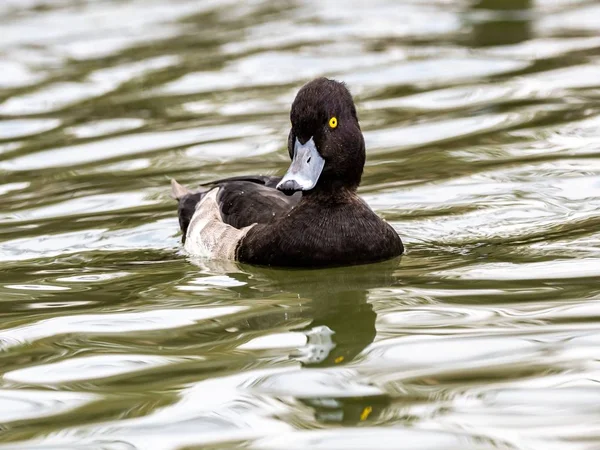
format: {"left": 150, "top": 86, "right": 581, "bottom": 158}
{"left": 170, "top": 179, "right": 210, "bottom": 243}
{"left": 170, "top": 178, "right": 192, "bottom": 200}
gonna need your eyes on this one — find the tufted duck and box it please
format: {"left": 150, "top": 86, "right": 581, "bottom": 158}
{"left": 171, "top": 77, "right": 404, "bottom": 267}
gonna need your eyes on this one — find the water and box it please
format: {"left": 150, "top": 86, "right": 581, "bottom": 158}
{"left": 1, "top": 0, "right": 600, "bottom": 448}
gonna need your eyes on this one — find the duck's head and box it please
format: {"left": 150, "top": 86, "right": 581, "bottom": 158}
{"left": 277, "top": 78, "right": 365, "bottom": 195}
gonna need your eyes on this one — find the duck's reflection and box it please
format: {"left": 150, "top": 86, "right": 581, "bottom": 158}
{"left": 191, "top": 258, "right": 401, "bottom": 368}
{"left": 188, "top": 258, "right": 402, "bottom": 426}
{"left": 290, "top": 285, "right": 377, "bottom": 367}
{"left": 303, "top": 396, "right": 390, "bottom": 425}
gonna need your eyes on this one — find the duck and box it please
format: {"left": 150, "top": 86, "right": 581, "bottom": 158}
{"left": 171, "top": 77, "right": 404, "bottom": 267}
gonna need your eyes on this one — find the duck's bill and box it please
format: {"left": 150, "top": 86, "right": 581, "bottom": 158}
{"left": 276, "top": 137, "right": 325, "bottom": 195}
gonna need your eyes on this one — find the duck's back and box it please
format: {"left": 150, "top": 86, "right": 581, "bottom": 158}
{"left": 173, "top": 176, "right": 300, "bottom": 242}
{"left": 217, "top": 180, "right": 299, "bottom": 229}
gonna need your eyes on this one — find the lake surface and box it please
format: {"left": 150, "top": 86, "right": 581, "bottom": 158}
{"left": 1, "top": 0, "right": 600, "bottom": 448}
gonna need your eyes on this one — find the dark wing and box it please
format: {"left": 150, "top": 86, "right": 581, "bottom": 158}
{"left": 171, "top": 177, "right": 299, "bottom": 242}
{"left": 202, "top": 175, "right": 282, "bottom": 189}
{"left": 217, "top": 180, "right": 300, "bottom": 229}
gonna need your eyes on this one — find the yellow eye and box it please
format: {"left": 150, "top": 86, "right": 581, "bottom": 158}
{"left": 329, "top": 116, "right": 338, "bottom": 129}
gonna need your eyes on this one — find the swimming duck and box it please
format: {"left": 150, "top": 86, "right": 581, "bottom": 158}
{"left": 171, "top": 77, "right": 404, "bottom": 267}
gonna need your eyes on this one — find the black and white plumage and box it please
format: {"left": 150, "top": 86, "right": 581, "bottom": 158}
{"left": 172, "top": 78, "right": 404, "bottom": 267}
{"left": 171, "top": 176, "right": 300, "bottom": 260}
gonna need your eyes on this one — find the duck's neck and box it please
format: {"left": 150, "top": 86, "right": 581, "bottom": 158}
{"left": 301, "top": 182, "right": 358, "bottom": 204}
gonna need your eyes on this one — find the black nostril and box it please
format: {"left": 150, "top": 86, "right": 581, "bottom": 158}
{"left": 307, "top": 157, "right": 311, "bottom": 163}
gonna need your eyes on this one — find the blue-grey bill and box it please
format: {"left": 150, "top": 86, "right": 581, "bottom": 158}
{"left": 276, "top": 137, "right": 325, "bottom": 192}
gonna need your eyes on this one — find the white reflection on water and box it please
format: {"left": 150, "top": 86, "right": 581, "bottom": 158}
{"left": 0, "top": 390, "right": 98, "bottom": 423}
{"left": 5, "top": 354, "right": 191, "bottom": 384}
{"left": 0, "top": 306, "right": 246, "bottom": 349}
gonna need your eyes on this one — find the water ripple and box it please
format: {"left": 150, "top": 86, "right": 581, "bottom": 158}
{"left": 0, "top": 0, "right": 599, "bottom": 448}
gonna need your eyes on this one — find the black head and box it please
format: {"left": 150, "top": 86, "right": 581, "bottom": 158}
{"left": 276, "top": 78, "right": 365, "bottom": 195}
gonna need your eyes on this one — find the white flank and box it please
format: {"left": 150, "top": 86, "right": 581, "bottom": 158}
{"left": 184, "top": 188, "right": 255, "bottom": 260}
